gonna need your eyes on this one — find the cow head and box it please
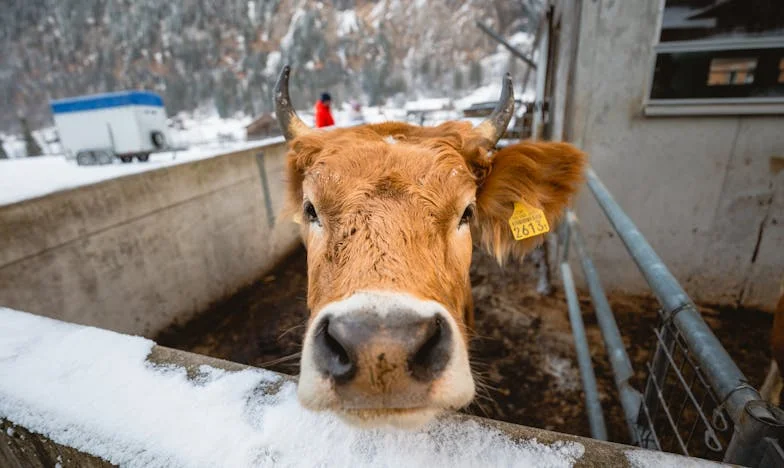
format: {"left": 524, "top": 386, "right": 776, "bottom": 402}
{"left": 275, "top": 66, "right": 585, "bottom": 429}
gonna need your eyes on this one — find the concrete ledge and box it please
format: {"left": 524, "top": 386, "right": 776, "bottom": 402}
{"left": 0, "top": 309, "right": 728, "bottom": 468}
{"left": 0, "top": 142, "right": 300, "bottom": 336}
{"left": 1, "top": 421, "right": 110, "bottom": 468}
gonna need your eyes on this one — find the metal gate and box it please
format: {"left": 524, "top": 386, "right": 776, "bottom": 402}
{"left": 557, "top": 167, "right": 784, "bottom": 466}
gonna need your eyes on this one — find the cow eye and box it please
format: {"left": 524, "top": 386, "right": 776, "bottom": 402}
{"left": 459, "top": 205, "right": 475, "bottom": 226}
{"left": 303, "top": 201, "right": 319, "bottom": 224}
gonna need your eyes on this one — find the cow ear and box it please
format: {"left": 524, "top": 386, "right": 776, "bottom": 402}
{"left": 473, "top": 141, "right": 586, "bottom": 264}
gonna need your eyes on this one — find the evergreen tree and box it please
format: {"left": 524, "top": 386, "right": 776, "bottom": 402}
{"left": 243, "top": 87, "right": 256, "bottom": 117}
{"left": 469, "top": 61, "right": 483, "bottom": 88}
{"left": 453, "top": 69, "right": 464, "bottom": 92}
{"left": 20, "top": 117, "right": 42, "bottom": 157}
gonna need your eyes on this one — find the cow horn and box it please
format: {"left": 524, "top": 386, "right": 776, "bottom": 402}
{"left": 474, "top": 73, "right": 515, "bottom": 148}
{"left": 274, "top": 65, "right": 311, "bottom": 140}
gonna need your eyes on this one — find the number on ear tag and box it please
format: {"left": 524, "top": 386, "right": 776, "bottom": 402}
{"left": 508, "top": 201, "right": 550, "bottom": 240}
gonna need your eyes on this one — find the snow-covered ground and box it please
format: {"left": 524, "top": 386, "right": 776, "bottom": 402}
{"left": 404, "top": 98, "right": 453, "bottom": 112}
{"left": 167, "top": 113, "right": 254, "bottom": 149}
{"left": 0, "top": 307, "right": 586, "bottom": 468}
{"left": 454, "top": 83, "right": 535, "bottom": 111}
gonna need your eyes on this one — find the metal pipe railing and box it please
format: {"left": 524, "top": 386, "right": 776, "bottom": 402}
{"left": 583, "top": 168, "right": 760, "bottom": 426}
{"left": 563, "top": 211, "right": 642, "bottom": 443}
{"left": 579, "top": 166, "right": 784, "bottom": 465}
{"left": 558, "top": 223, "right": 608, "bottom": 440}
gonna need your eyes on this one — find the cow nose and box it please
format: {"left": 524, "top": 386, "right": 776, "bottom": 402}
{"left": 312, "top": 312, "right": 452, "bottom": 384}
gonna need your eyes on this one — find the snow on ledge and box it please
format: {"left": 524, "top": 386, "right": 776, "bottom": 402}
{"left": 625, "top": 449, "right": 732, "bottom": 467}
{"left": 0, "top": 307, "right": 586, "bottom": 467}
{"left": 0, "top": 137, "right": 285, "bottom": 208}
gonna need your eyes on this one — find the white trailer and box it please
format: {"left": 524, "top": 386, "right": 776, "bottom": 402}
{"left": 50, "top": 91, "right": 170, "bottom": 164}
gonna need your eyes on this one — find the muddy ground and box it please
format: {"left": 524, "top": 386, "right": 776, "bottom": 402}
{"left": 157, "top": 247, "right": 772, "bottom": 452}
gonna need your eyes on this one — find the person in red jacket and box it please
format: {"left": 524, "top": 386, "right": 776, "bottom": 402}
{"left": 314, "top": 93, "right": 335, "bottom": 128}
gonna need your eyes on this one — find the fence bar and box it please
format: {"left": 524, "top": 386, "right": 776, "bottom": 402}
{"left": 558, "top": 222, "right": 608, "bottom": 440}
{"left": 583, "top": 168, "right": 761, "bottom": 426}
{"left": 475, "top": 21, "right": 537, "bottom": 69}
{"left": 564, "top": 210, "right": 642, "bottom": 443}
{"left": 637, "top": 317, "right": 676, "bottom": 450}
{"left": 560, "top": 260, "right": 608, "bottom": 440}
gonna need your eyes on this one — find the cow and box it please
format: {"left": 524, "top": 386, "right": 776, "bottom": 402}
{"left": 760, "top": 279, "right": 784, "bottom": 407}
{"left": 274, "top": 66, "right": 586, "bottom": 429}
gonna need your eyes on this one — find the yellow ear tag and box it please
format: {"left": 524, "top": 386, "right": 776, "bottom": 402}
{"left": 508, "top": 201, "right": 550, "bottom": 240}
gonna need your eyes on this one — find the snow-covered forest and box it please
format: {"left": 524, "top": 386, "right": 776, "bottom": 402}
{"left": 1, "top": 0, "right": 542, "bottom": 135}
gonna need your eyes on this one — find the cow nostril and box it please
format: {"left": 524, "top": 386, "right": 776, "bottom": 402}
{"left": 324, "top": 323, "right": 351, "bottom": 366}
{"left": 409, "top": 315, "right": 451, "bottom": 382}
{"left": 313, "top": 318, "right": 356, "bottom": 382}
{"left": 413, "top": 318, "right": 442, "bottom": 363}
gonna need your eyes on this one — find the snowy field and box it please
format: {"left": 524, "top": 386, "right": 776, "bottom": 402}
{"left": 0, "top": 307, "right": 723, "bottom": 468}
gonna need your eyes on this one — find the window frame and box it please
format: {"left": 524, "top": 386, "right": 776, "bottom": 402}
{"left": 644, "top": 13, "right": 784, "bottom": 117}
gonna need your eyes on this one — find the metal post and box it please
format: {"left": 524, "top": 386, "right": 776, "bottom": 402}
{"left": 724, "top": 401, "right": 784, "bottom": 467}
{"left": 530, "top": 242, "right": 553, "bottom": 296}
{"left": 757, "top": 438, "right": 784, "bottom": 468}
{"left": 565, "top": 210, "right": 642, "bottom": 443}
{"left": 531, "top": 14, "right": 549, "bottom": 141}
{"left": 522, "top": 20, "right": 543, "bottom": 91}
{"left": 255, "top": 152, "right": 276, "bottom": 229}
{"left": 558, "top": 223, "right": 608, "bottom": 440}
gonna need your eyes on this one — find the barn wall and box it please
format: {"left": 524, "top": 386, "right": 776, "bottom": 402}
{"left": 0, "top": 142, "right": 301, "bottom": 336}
{"left": 551, "top": 0, "right": 783, "bottom": 311}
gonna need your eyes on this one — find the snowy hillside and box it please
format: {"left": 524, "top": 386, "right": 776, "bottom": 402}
{"left": 1, "top": 0, "right": 542, "bottom": 134}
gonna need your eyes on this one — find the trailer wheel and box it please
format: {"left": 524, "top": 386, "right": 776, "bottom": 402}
{"left": 97, "top": 151, "right": 113, "bottom": 165}
{"left": 151, "top": 131, "right": 166, "bottom": 149}
{"left": 76, "top": 152, "right": 96, "bottom": 166}
{"left": 137, "top": 153, "right": 150, "bottom": 162}
{"left": 120, "top": 156, "right": 133, "bottom": 163}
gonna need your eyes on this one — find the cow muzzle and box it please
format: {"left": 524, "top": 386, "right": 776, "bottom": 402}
{"left": 297, "top": 292, "right": 475, "bottom": 429}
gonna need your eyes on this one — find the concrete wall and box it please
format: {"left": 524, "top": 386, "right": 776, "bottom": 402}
{"left": 551, "top": 0, "right": 783, "bottom": 311}
{"left": 0, "top": 143, "right": 301, "bottom": 336}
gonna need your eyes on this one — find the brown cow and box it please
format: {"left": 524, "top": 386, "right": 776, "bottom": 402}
{"left": 274, "top": 66, "right": 586, "bottom": 428}
{"left": 760, "top": 279, "right": 784, "bottom": 406}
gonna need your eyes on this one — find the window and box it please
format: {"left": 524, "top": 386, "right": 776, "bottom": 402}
{"left": 779, "top": 58, "right": 784, "bottom": 83}
{"left": 646, "top": 0, "right": 784, "bottom": 116}
{"left": 707, "top": 57, "right": 756, "bottom": 86}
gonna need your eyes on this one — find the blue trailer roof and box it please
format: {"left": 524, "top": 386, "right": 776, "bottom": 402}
{"left": 50, "top": 91, "right": 164, "bottom": 114}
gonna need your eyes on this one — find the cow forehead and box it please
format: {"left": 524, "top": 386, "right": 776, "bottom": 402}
{"left": 303, "top": 141, "right": 476, "bottom": 195}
